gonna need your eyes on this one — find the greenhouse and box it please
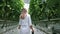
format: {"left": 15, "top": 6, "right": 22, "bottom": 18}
{"left": 0, "top": 0, "right": 60, "bottom": 34}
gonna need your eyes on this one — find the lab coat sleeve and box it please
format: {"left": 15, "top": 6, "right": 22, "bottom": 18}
{"left": 28, "top": 15, "right": 32, "bottom": 26}
{"left": 19, "top": 19, "right": 22, "bottom": 25}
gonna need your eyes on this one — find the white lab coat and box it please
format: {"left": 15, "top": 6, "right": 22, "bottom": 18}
{"left": 19, "top": 13, "right": 32, "bottom": 34}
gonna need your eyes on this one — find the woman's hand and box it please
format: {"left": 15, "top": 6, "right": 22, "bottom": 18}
{"left": 32, "top": 29, "right": 34, "bottom": 32}
{"left": 18, "top": 25, "right": 21, "bottom": 29}
{"left": 30, "top": 25, "right": 34, "bottom": 32}
{"left": 18, "top": 26, "right": 20, "bottom": 29}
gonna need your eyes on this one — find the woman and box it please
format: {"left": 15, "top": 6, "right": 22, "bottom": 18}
{"left": 18, "top": 8, "right": 34, "bottom": 34}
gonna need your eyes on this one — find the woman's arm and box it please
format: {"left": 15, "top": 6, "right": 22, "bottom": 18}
{"left": 28, "top": 15, "right": 34, "bottom": 32}
{"left": 18, "top": 16, "right": 21, "bottom": 29}
{"left": 30, "top": 25, "right": 34, "bottom": 32}
{"left": 18, "top": 25, "right": 21, "bottom": 29}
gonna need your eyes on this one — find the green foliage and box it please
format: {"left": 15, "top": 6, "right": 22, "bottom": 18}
{"left": 29, "top": 0, "right": 60, "bottom": 21}
{"left": 47, "top": 0, "right": 60, "bottom": 18}
{"left": 0, "top": 0, "right": 24, "bottom": 21}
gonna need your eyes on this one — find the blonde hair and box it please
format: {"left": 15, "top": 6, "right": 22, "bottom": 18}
{"left": 20, "top": 8, "right": 27, "bottom": 19}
